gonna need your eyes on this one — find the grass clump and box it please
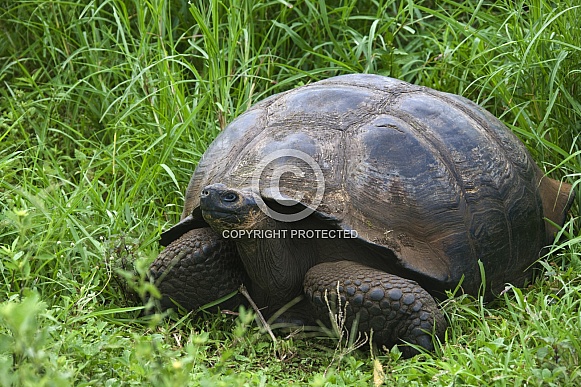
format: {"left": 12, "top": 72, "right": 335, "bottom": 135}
{"left": 1, "top": 0, "right": 579, "bottom": 385}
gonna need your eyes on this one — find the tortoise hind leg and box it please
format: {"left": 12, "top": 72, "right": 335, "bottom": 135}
{"left": 149, "top": 227, "right": 247, "bottom": 312}
{"left": 303, "top": 261, "right": 446, "bottom": 357}
{"left": 538, "top": 176, "right": 574, "bottom": 244}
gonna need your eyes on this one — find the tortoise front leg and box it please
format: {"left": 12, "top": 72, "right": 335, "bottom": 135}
{"left": 149, "top": 227, "right": 247, "bottom": 312}
{"left": 303, "top": 261, "right": 447, "bottom": 357}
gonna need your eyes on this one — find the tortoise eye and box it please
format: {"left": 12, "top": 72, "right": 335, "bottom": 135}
{"left": 222, "top": 192, "right": 238, "bottom": 202}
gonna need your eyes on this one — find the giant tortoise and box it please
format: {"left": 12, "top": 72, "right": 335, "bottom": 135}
{"left": 149, "top": 74, "right": 573, "bottom": 356}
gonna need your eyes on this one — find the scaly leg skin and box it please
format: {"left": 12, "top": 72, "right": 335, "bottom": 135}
{"left": 149, "top": 227, "right": 247, "bottom": 312}
{"left": 303, "top": 261, "right": 447, "bottom": 358}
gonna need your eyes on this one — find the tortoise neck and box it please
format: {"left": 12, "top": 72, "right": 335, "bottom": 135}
{"left": 234, "top": 219, "right": 317, "bottom": 312}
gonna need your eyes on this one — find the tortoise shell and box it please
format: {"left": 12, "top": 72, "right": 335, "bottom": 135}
{"left": 163, "top": 74, "right": 572, "bottom": 297}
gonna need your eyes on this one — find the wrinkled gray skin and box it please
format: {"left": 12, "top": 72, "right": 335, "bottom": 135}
{"left": 149, "top": 74, "right": 574, "bottom": 357}
{"left": 151, "top": 184, "right": 448, "bottom": 356}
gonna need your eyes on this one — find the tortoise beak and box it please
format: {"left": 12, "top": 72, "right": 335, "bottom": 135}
{"left": 200, "top": 184, "right": 232, "bottom": 212}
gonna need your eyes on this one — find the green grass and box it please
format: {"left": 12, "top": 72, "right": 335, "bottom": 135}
{"left": 1, "top": 0, "right": 579, "bottom": 385}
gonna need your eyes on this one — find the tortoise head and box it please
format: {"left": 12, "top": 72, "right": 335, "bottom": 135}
{"left": 200, "top": 183, "right": 267, "bottom": 234}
